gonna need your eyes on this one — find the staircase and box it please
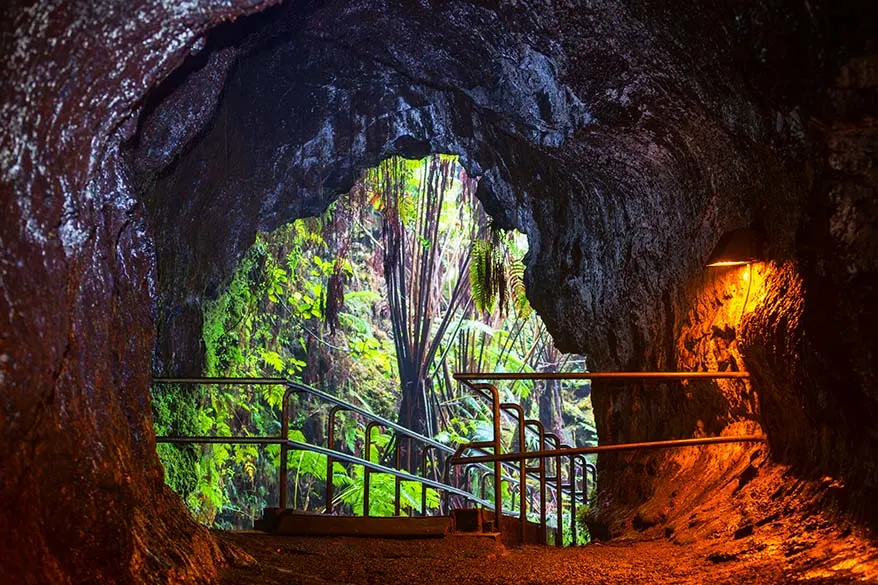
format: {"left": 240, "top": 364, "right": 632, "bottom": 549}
{"left": 154, "top": 376, "right": 595, "bottom": 547}
{"left": 256, "top": 508, "right": 546, "bottom": 546}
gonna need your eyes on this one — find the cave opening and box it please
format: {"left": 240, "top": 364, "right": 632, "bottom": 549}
{"left": 150, "top": 150, "right": 598, "bottom": 537}
{"left": 3, "top": 0, "right": 878, "bottom": 583}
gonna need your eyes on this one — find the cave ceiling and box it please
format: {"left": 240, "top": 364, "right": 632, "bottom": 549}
{"left": 135, "top": 0, "right": 827, "bottom": 369}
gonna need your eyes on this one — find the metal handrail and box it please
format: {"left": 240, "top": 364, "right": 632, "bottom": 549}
{"left": 449, "top": 370, "right": 762, "bottom": 546}
{"left": 153, "top": 378, "right": 479, "bottom": 498}
{"left": 452, "top": 381, "right": 588, "bottom": 523}
{"left": 286, "top": 439, "right": 520, "bottom": 514}
{"left": 452, "top": 380, "right": 588, "bottom": 544}
{"left": 155, "top": 377, "right": 579, "bottom": 507}
{"left": 449, "top": 435, "right": 767, "bottom": 465}
{"left": 155, "top": 378, "right": 545, "bottom": 498}
{"left": 157, "top": 433, "right": 513, "bottom": 514}
{"left": 154, "top": 373, "right": 755, "bottom": 544}
{"left": 454, "top": 371, "right": 750, "bottom": 381}
{"left": 152, "top": 377, "right": 533, "bottom": 521}
{"left": 157, "top": 377, "right": 456, "bottom": 455}
{"left": 545, "top": 433, "right": 564, "bottom": 547}
{"left": 282, "top": 380, "right": 554, "bottom": 509}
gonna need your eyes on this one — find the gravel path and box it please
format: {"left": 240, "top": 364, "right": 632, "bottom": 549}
{"left": 216, "top": 531, "right": 874, "bottom": 584}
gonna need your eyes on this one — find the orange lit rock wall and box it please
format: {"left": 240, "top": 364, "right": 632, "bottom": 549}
{"left": 585, "top": 263, "right": 773, "bottom": 538}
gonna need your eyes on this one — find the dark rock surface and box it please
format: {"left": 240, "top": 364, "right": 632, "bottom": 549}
{"left": 0, "top": 2, "right": 281, "bottom": 583}
{"left": 1, "top": 0, "right": 876, "bottom": 583}
{"left": 138, "top": 1, "right": 587, "bottom": 375}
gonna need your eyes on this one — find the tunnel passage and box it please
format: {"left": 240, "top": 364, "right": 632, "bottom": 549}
{"left": 2, "top": 0, "right": 878, "bottom": 583}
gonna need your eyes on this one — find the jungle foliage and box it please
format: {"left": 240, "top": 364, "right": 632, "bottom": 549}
{"left": 152, "top": 154, "right": 596, "bottom": 533}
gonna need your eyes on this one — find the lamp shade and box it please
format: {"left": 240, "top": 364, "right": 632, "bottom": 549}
{"left": 706, "top": 228, "right": 763, "bottom": 267}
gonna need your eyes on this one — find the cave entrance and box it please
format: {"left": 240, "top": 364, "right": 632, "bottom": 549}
{"left": 151, "top": 154, "right": 596, "bottom": 541}
{"left": 129, "top": 0, "right": 599, "bottom": 545}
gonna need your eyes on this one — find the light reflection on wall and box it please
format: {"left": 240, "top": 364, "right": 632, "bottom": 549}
{"left": 677, "top": 261, "right": 772, "bottom": 374}
{"left": 735, "top": 262, "right": 769, "bottom": 325}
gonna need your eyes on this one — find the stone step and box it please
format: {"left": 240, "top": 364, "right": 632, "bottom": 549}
{"left": 258, "top": 510, "right": 451, "bottom": 538}
{"left": 257, "top": 508, "right": 544, "bottom": 545}
{"left": 451, "top": 508, "right": 545, "bottom": 546}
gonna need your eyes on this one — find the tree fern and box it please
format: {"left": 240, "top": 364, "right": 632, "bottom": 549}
{"left": 469, "top": 228, "right": 526, "bottom": 318}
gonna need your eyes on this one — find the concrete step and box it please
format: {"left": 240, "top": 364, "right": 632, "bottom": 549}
{"left": 256, "top": 508, "right": 544, "bottom": 545}
{"left": 451, "top": 508, "right": 545, "bottom": 546}
{"left": 258, "top": 510, "right": 451, "bottom": 538}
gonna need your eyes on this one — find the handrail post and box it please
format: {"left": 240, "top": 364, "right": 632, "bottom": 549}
{"left": 528, "top": 484, "right": 536, "bottom": 518}
{"left": 394, "top": 435, "right": 412, "bottom": 516}
{"left": 568, "top": 453, "right": 584, "bottom": 545}
{"left": 418, "top": 446, "right": 446, "bottom": 516}
{"left": 363, "top": 421, "right": 383, "bottom": 517}
{"left": 545, "top": 433, "right": 563, "bottom": 547}
{"left": 585, "top": 460, "right": 596, "bottom": 504}
{"left": 448, "top": 456, "right": 458, "bottom": 514}
{"left": 459, "top": 381, "right": 503, "bottom": 530}
{"left": 280, "top": 386, "right": 291, "bottom": 510}
{"left": 279, "top": 383, "right": 307, "bottom": 510}
{"left": 420, "top": 445, "right": 434, "bottom": 516}
{"left": 479, "top": 470, "right": 492, "bottom": 501}
{"left": 437, "top": 453, "right": 449, "bottom": 514}
{"left": 468, "top": 467, "right": 481, "bottom": 503}
{"left": 474, "top": 383, "right": 503, "bottom": 531}
{"left": 568, "top": 453, "right": 576, "bottom": 545}
{"left": 325, "top": 405, "right": 346, "bottom": 514}
{"left": 575, "top": 455, "right": 587, "bottom": 510}
{"left": 501, "top": 402, "right": 527, "bottom": 543}
{"left": 464, "top": 463, "right": 479, "bottom": 495}
{"left": 441, "top": 455, "right": 452, "bottom": 514}
{"left": 524, "top": 419, "right": 547, "bottom": 545}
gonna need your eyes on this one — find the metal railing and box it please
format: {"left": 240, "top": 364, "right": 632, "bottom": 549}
{"left": 152, "top": 377, "right": 579, "bottom": 535}
{"left": 154, "top": 378, "right": 483, "bottom": 514}
{"left": 153, "top": 372, "right": 758, "bottom": 546}
{"left": 449, "top": 371, "right": 765, "bottom": 546}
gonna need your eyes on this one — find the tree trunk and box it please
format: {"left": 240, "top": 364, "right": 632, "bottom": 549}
{"left": 397, "top": 378, "right": 428, "bottom": 472}
{"left": 539, "top": 377, "right": 566, "bottom": 442}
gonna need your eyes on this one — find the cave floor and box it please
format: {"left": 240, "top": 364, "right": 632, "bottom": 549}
{"left": 217, "top": 530, "right": 877, "bottom": 584}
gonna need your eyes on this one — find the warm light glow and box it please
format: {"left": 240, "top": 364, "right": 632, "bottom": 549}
{"left": 705, "top": 260, "right": 751, "bottom": 267}
{"left": 742, "top": 269, "right": 750, "bottom": 281}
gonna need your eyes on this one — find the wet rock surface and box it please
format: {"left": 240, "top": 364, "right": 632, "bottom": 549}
{"left": 1, "top": 0, "right": 877, "bottom": 583}
{"left": 0, "top": 2, "right": 282, "bottom": 583}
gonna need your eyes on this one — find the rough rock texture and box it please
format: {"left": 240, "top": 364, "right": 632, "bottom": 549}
{"left": 1, "top": 0, "right": 876, "bottom": 583}
{"left": 137, "top": 1, "right": 587, "bottom": 375}
{"left": 0, "top": 2, "right": 281, "bottom": 583}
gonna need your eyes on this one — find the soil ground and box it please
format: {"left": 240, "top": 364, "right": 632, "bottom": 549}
{"left": 217, "top": 530, "right": 878, "bottom": 585}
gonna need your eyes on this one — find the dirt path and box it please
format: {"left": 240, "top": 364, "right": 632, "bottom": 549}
{"left": 216, "top": 531, "right": 875, "bottom": 584}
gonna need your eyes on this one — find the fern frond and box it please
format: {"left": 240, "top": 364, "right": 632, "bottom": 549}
{"left": 508, "top": 259, "right": 531, "bottom": 319}
{"left": 469, "top": 239, "right": 497, "bottom": 314}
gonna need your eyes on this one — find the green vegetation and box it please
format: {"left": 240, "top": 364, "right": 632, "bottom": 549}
{"left": 152, "top": 154, "right": 595, "bottom": 533}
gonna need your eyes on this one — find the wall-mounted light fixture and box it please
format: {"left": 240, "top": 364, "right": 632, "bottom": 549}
{"left": 705, "top": 228, "right": 764, "bottom": 267}
{"left": 706, "top": 228, "right": 765, "bottom": 322}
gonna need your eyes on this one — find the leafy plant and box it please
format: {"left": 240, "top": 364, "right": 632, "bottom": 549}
{"left": 152, "top": 154, "right": 595, "bottom": 532}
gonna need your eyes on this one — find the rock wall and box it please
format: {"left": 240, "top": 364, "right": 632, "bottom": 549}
{"left": 137, "top": 1, "right": 586, "bottom": 375}
{"left": 1, "top": 0, "right": 876, "bottom": 582}
{"left": 0, "top": 2, "right": 281, "bottom": 583}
